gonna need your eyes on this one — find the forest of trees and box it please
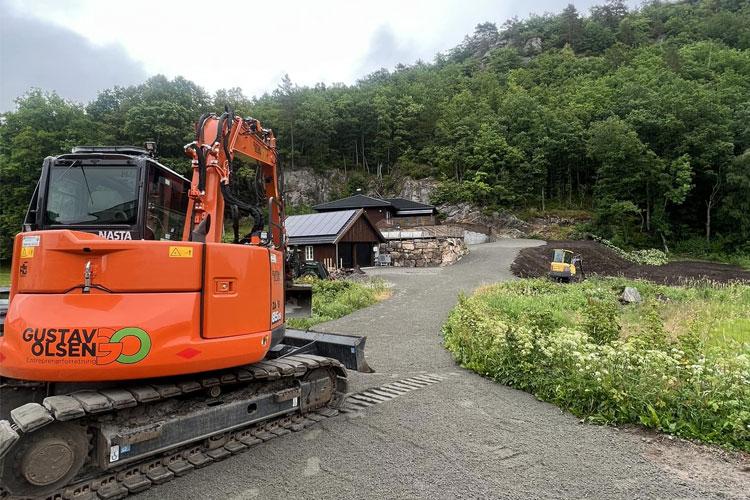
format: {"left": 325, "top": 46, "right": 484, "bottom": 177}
{"left": 1, "top": 0, "right": 749, "bottom": 261}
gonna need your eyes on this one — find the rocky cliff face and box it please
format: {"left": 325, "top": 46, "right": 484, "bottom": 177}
{"left": 439, "top": 203, "right": 531, "bottom": 239}
{"left": 284, "top": 168, "right": 440, "bottom": 208}
{"left": 392, "top": 177, "right": 439, "bottom": 204}
{"left": 283, "top": 167, "right": 340, "bottom": 206}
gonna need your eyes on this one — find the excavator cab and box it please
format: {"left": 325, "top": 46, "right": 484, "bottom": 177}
{"left": 549, "top": 248, "right": 582, "bottom": 283}
{"left": 23, "top": 146, "right": 190, "bottom": 242}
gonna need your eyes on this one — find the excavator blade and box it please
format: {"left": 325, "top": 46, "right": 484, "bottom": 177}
{"left": 275, "top": 329, "right": 374, "bottom": 373}
{"left": 285, "top": 283, "right": 312, "bottom": 318}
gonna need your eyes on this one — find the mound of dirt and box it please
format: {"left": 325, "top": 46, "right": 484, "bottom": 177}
{"left": 512, "top": 240, "right": 750, "bottom": 285}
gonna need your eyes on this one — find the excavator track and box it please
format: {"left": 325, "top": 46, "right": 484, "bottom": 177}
{"left": 0, "top": 355, "right": 346, "bottom": 500}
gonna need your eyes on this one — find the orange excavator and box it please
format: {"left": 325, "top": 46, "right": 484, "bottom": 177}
{"left": 0, "top": 111, "right": 370, "bottom": 498}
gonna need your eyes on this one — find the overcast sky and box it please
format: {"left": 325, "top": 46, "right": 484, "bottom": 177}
{"left": 0, "top": 0, "right": 639, "bottom": 112}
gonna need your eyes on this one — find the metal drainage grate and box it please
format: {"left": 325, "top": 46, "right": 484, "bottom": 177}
{"left": 339, "top": 374, "right": 446, "bottom": 412}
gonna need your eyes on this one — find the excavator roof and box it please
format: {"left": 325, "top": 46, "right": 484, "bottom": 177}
{"left": 52, "top": 146, "right": 189, "bottom": 182}
{"left": 69, "top": 145, "right": 153, "bottom": 156}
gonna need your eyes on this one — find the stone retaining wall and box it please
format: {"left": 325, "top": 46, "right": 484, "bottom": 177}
{"left": 381, "top": 237, "right": 468, "bottom": 267}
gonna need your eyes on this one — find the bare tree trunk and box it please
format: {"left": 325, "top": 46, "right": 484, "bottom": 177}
{"left": 361, "top": 134, "right": 368, "bottom": 173}
{"left": 659, "top": 231, "right": 669, "bottom": 254}
{"left": 645, "top": 182, "right": 651, "bottom": 232}
{"left": 706, "top": 178, "right": 721, "bottom": 243}
{"left": 355, "top": 141, "right": 359, "bottom": 169}
{"left": 541, "top": 186, "right": 546, "bottom": 212}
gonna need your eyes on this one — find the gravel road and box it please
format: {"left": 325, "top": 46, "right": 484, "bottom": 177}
{"left": 141, "top": 240, "right": 748, "bottom": 500}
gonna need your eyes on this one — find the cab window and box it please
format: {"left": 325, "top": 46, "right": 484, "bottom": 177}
{"left": 46, "top": 165, "right": 138, "bottom": 225}
{"left": 146, "top": 164, "right": 189, "bottom": 241}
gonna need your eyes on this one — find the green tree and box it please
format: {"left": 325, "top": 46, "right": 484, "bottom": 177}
{"left": 0, "top": 91, "right": 102, "bottom": 259}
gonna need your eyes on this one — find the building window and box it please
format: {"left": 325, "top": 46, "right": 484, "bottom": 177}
{"left": 305, "top": 245, "right": 314, "bottom": 262}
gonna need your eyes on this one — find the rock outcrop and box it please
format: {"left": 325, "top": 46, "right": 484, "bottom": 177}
{"left": 283, "top": 167, "right": 339, "bottom": 206}
{"left": 394, "top": 177, "right": 439, "bottom": 204}
{"left": 438, "top": 203, "right": 530, "bottom": 240}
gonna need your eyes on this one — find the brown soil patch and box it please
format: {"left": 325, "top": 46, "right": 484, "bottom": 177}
{"left": 621, "top": 426, "right": 750, "bottom": 499}
{"left": 512, "top": 240, "right": 750, "bottom": 285}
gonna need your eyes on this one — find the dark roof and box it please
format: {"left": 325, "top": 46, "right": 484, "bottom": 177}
{"left": 314, "top": 194, "right": 436, "bottom": 215}
{"left": 286, "top": 209, "right": 385, "bottom": 246}
{"left": 384, "top": 198, "right": 436, "bottom": 213}
{"left": 313, "top": 194, "right": 391, "bottom": 211}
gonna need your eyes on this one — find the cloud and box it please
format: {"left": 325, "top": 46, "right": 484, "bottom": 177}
{"left": 356, "top": 25, "right": 422, "bottom": 77}
{"left": 0, "top": 3, "right": 148, "bottom": 111}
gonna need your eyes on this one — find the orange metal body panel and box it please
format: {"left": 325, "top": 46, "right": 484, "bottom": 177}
{"left": 202, "top": 243, "right": 272, "bottom": 338}
{"left": 12, "top": 231, "right": 202, "bottom": 294}
{"left": 0, "top": 230, "right": 276, "bottom": 382}
{"left": 0, "top": 292, "right": 270, "bottom": 382}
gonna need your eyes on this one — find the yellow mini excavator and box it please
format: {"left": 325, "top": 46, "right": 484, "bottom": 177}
{"left": 548, "top": 249, "right": 583, "bottom": 283}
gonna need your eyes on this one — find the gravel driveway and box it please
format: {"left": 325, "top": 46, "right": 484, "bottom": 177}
{"left": 142, "top": 240, "right": 748, "bottom": 500}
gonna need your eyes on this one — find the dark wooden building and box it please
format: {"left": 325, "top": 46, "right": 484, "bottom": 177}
{"left": 286, "top": 209, "right": 385, "bottom": 268}
{"left": 313, "top": 194, "right": 437, "bottom": 228}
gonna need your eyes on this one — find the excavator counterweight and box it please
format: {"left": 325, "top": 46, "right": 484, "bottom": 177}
{"left": 0, "top": 112, "right": 370, "bottom": 498}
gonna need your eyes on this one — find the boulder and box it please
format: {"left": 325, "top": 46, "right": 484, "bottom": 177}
{"left": 620, "top": 287, "right": 642, "bottom": 304}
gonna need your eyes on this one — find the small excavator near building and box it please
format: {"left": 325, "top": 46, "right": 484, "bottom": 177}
{"left": 0, "top": 111, "right": 370, "bottom": 498}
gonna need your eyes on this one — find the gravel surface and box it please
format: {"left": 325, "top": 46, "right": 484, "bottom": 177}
{"left": 139, "top": 240, "right": 749, "bottom": 500}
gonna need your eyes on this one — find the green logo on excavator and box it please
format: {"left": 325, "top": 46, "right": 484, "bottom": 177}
{"left": 109, "top": 327, "right": 152, "bottom": 364}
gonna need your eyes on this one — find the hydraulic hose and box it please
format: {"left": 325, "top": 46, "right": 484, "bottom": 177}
{"left": 195, "top": 146, "right": 207, "bottom": 193}
{"left": 220, "top": 184, "right": 264, "bottom": 234}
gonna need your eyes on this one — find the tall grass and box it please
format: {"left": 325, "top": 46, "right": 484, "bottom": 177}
{"left": 443, "top": 278, "right": 750, "bottom": 451}
{"left": 287, "top": 278, "right": 391, "bottom": 330}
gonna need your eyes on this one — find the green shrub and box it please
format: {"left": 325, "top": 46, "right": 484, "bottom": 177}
{"left": 634, "top": 304, "right": 669, "bottom": 350}
{"left": 670, "top": 236, "right": 750, "bottom": 270}
{"left": 443, "top": 278, "right": 750, "bottom": 451}
{"left": 583, "top": 298, "right": 621, "bottom": 345}
{"left": 593, "top": 236, "right": 669, "bottom": 265}
{"left": 287, "top": 278, "right": 389, "bottom": 330}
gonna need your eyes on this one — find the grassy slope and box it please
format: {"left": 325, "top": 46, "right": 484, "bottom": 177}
{"left": 480, "top": 277, "right": 749, "bottom": 348}
{"left": 0, "top": 265, "right": 9, "bottom": 286}
{"left": 287, "top": 278, "right": 391, "bottom": 330}
{"left": 443, "top": 278, "right": 750, "bottom": 451}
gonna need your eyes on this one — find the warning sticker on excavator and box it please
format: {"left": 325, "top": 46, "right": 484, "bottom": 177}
{"left": 22, "top": 235, "right": 40, "bottom": 247}
{"left": 20, "top": 247, "right": 34, "bottom": 258}
{"left": 168, "top": 246, "right": 193, "bottom": 258}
